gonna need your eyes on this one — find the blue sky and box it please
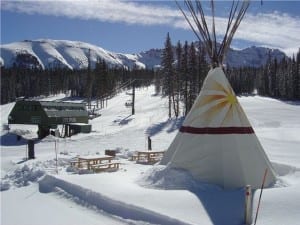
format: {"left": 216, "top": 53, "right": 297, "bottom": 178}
{"left": 1, "top": 1, "right": 300, "bottom": 56}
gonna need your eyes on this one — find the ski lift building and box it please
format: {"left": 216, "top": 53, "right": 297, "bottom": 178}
{"left": 8, "top": 100, "right": 91, "bottom": 138}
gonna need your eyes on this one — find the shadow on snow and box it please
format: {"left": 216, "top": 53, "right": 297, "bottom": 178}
{"left": 145, "top": 117, "right": 184, "bottom": 136}
{"left": 113, "top": 115, "right": 134, "bottom": 126}
{"left": 0, "top": 133, "right": 40, "bottom": 146}
{"left": 140, "top": 167, "right": 251, "bottom": 225}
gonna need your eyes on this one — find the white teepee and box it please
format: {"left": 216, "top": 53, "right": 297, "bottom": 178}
{"left": 160, "top": 0, "right": 276, "bottom": 189}
{"left": 161, "top": 67, "right": 276, "bottom": 189}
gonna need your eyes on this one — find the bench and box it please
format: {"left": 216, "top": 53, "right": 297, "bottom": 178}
{"left": 70, "top": 155, "right": 115, "bottom": 170}
{"left": 135, "top": 151, "right": 165, "bottom": 164}
{"left": 148, "top": 155, "right": 162, "bottom": 162}
{"left": 136, "top": 156, "right": 160, "bottom": 163}
{"left": 91, "top": 162, "right": 120, "bottom": 173}
{"left": 130, "top": 154, "right": 138, "bottom": 161}
{"left": 70, "top": 159, "right": 88, "bottom": 168}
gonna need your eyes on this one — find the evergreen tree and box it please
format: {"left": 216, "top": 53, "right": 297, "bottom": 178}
{"left": 196, "top": 43, "right": 207, "bottom": 93}
{"left": 188, "top": 42, "right": 197, "bottom": 111}
{"left": 297, "top": 48, "right": 300, "bottom": 99}
{"left": 291, "top": 54, "right": 299, "bottom": 99}
{"left": 181, "top": 41, "right": 189, "bottom": 116}
{"left": 85, "top": 49, "right": 94, "bottom": 108}
{"left": 161, "top": 32, "right": 175, "bottom": 118}
{"left": 174, "top": 41, "right": 183, "bottom": 117}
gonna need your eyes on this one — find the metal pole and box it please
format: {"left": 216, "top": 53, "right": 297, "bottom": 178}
{"left": 55, "top": 140, "right": 58, "bottom": 174}
{"left": 26, "top": 144, "right": 28, "bottom": 160}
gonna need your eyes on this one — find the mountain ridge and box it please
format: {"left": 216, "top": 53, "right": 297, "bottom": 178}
{"left": 0, "top": 39, "right": 286, "bottom": 70}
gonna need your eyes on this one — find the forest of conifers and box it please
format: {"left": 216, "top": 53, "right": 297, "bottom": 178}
{"left": 159, "top": 34, "right": 300, "bottom": 117}
{"left": 1, "top": 37, "right": 299, "bottom": 119}
{"left": 1, "top": 59, "right": 155, "bottom": 106}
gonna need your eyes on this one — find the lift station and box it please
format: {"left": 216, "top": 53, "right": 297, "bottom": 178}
{"left": 8, "top": 100, "right": 91, "bottom": 139}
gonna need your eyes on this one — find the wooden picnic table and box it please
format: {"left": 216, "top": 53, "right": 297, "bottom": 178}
{"left": 136, "top": 150, "right": 165, "bottom": 163}
{"left": 76, "top": 155, "right": 114, "bottom": 170}
{"left": 91, "top": 162, "right": 120, "bottom": 172}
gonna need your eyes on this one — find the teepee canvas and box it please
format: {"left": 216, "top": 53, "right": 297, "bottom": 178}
{"left": 160, "top": 0, "right": 276, "bottom": 189}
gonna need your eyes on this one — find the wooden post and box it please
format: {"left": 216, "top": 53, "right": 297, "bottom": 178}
{"left": 254, "top": 169, "right": 268, "bottom": 225}
{"left": 28, "top": 140, "right": 35, "bottom": 159}
{"left": 132, "top": 81, "right": 135, "bottom": 115}
{"left": 245, "top": 185, "right": 252, "bottom": 225}
{"left": 64, "top": 124, "right": 70, "bottom": 137}
{"left": 25, "top": 144, "right": 28, "bottom": 160}
{"left": 148, "top": 136, "right": 152, "bottom": 150}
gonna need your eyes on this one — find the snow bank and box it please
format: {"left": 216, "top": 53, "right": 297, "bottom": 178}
{"left": 39, "top": 175, "right": 191, "bottom": 225}
{"left": 1, "top": 164, "right": 45, "bottom": 191}
{"left": 0, "top": 156, "right": 73, "bottom": 191}
{"left": 137, "top": 165, "right": 217, "bottom": 191}
{"left": 1, "top": 184, "right": 129, "bottom": 225}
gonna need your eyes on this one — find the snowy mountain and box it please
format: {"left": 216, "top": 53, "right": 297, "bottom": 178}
{"left": 0, "top": 39, "right": 149, "bottom": 70}
{"left": 226, "top": 46, "right": 286, "bottom": 68}
{"left": 0, "top": 39, "right": 286, "bottom": 70}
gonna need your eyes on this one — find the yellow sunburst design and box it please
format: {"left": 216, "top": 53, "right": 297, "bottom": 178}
{"left": 226, "top": 93, "right": 237, "bottom": 105}
{"left": 185, "top": 69, "right": 250, "bottom": 127}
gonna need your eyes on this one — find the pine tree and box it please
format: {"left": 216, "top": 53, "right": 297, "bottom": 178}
{"left": 291, "top": 54, "right": 299, "bottom": 99}
{"left": 196, "top": 43, "right": 207, "bottom": 93}
{"left": 297, "top": 48, "right": 300, "bottom": 99}
{"left": 273, "top": 58, "right": 278, "bottom": 97}
{"left": 161, "top": 32, "right": 175, "bottom": 118}
{"left": 181, "top": 41, "right": 189, "bottom": 115}
{"left": 85, "top": 49, "right": 94, "bottom": 109}
{"left": 174, "top": 41, "right": 183, "bottom": 117}
{"left": 286, "top": 57, "right": 294, "bottom": 99}
{"left": 188, "top": 42, "right": 197, "bottom": 111}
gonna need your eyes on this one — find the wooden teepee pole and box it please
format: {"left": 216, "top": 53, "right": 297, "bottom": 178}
{"left": 254, "top": 168, "right": 268, "bottom": 225}
{"left": 175, "top": 0, "right": 249, "bottom": 66}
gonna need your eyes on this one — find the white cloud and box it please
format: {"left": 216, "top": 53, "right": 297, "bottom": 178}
{"left": 2, "top": 0, "right": 299, "bottom": 55}
{"left": 1, "top": 0, "right": 182, "bottom": 25}
{"left": 236, "top": 12, "right": 300, "bottom": 56}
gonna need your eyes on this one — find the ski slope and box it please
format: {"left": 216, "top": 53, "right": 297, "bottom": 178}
{"left": 1, "top": 86, "right": 300, "bottom": 225}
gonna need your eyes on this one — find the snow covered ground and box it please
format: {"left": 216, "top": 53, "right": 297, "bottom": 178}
{"left": 1, "top": 86, "right": 300, "bottom": 225}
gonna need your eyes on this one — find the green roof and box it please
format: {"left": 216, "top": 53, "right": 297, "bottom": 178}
{"left": 40, "top": 101, "right": 87, "bottom": 118}
{"left": 8, "top": 100, "right": 89, "bottom": 126}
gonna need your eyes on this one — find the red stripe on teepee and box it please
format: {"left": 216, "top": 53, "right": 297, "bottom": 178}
{"left": 180, "top": 126, "right": 254, "bottom": 134}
